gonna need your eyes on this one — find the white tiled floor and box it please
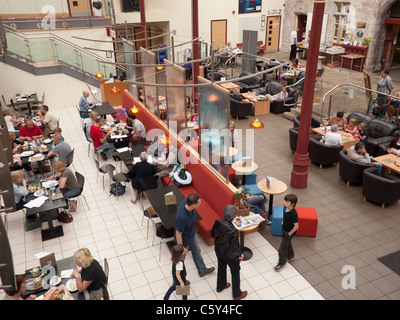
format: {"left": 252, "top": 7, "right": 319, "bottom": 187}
{"left": 1, "top": 105, "right": 324, "bottom": 300}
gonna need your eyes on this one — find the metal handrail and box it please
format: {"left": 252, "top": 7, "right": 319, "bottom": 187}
{"left": 3, "top": 25, "right": 124, "bottom": 73}
{"left": 320, "top": 83, "right": 400, "bottom": 119}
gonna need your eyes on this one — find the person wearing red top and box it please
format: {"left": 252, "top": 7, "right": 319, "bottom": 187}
{"left": 90, "top": 116, "right": 115, "bottom": 160}
{"left": 19, "top": 119, "right": 44, "bottom": 141}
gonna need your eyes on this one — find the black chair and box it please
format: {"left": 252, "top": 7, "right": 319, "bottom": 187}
{"left": 139, "top": 175, "right": 160, "bottom": 238}
{"left": 293, "top": 114, "right": 323, "bottom": 130}
{"left": 289, "top": 127, "right": 299, "bottom": 152}
{"left": 103, "top": 257, "right": 109, "bottom": 286}
{"left": 10, "top": 99, "right": 27, "bottom": 116}
{"left": 152, "top": 222, "right": 175, "bottom": 261}
{"left": 106, "top": 164, "right": 129, "bottom": 200}
{"left": 65, "top": 149, "right": 74, "bottom": 169}
{"left": 270, "top": 86, "right": 298, "bottom": 114}
{"left": 93, "top": 157, "right": 108, "bottom": 190}
{"left": 362, "top": 167, "right": 400, "bottom": 208}
{"left": 68, "top": 172, "right": 89, "bottom": 211}
{"left": 230, "top": 98, "right": 253, "bottom": 120}
{"left": 206, "top": 71, "right": 224, "bottom": 82}
{"left": 232, "top": 71, "right": 264, "bottom": 93}
{"left": 308, "top": 138, "right": 343, "bottom": 168}
{"left": 338, "top": 150, "right": 375, "bottom": 186}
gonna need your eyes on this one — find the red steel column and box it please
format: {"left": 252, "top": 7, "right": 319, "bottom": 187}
{"left": 192, "top": 0, "right": 199, "bottom": 113}
{"left": 291, "top": 1, "right": 326, "bottom": 188}
{"left": 139, "top": 0, "right": 146, "bottom": 48}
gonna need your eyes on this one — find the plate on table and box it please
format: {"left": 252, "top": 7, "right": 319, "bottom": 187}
{"left": 50, "top": 276, "right": 62, "bottom": 286}
{"left": 26, "top": 278, "right": 44, "bottom": 291}
{"left": 187, "top": 122, "right": 196, "bottom": 128}
{"left": 66, "top": 278, "right": 77, "bottom": 292}
{"left": 34, "top": 189, "right": 44, "bottom": 197}
{"left": 20, "top": 150, "right": 34, "bottom": 157}
{"left": 43, "top": 138, "right": 52, "bottom": 144}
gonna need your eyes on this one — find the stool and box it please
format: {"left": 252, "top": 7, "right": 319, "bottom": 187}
{"left": 271, "top": 206, "right": 318, "bottom": 237}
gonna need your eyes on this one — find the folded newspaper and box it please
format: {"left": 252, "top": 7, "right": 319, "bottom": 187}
{"left": 232, "top": 214, "right": 265, "bottom": 230}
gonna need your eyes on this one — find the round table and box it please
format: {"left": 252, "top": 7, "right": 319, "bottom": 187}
{"left": 232, "top": 160, "right": 258, "bottom": 184}
{"left": 257, "top": 179, "right": 288, "bottom": 219}
{"left": 232, "top": 211, "right": 259, "bottom": 261}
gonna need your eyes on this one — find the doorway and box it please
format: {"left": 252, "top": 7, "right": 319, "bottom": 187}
{"left": 67, "top": 0, "right": 93, "bottom": 17}
{"left": 297, "top": 14, "right": 307, "bottom": 42}
{"left": 265, "top": 16, "right": 281, "bottom": 52}
{"left": 211, "top": 20, "right": 227, "bottom": 52}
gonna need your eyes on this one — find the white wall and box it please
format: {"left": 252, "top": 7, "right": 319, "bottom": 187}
{"left": 115, "top": 0, "right": 285, "bottom": 54}
{"left": 0, "top": 62, "right": 101, "bottom": 109}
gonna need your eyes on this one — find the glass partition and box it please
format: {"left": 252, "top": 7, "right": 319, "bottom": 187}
{"left": 141, "top": 49, "right": 158, "bottom": 115}
{"left": 198, "top": 77, "right": 230, "bottom": 181}
{"left": 165, "top": 59, "right": 186, "bottom": 134}
{"left": 29, "top": 38, "right": 55, "bottom": 62}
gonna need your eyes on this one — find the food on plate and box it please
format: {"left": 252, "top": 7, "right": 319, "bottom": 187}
{"left": 28, "top": 183, "right": 37, "bottom": 193}
{"left": 69, "top": 282, "right": 76, "bottom": 291}
{"left": 50, "top": 276, "right": 61, "bottom": 285}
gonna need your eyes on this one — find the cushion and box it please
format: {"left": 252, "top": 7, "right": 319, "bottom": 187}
{"left": 272, "top": 206, "right": 318, "bottom": 237}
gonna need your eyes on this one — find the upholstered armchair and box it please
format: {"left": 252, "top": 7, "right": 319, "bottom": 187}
{"left": 308, "top": 138, "right": 343, "bottom": 168}
{"left": 230, "top": 98, "right": 253, "bottom": 120}
{"left": 338, "top": 150, "right": 375, "bottom": 185}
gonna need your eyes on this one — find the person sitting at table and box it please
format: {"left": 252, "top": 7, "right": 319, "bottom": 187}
{"left": 280, "top": 59, "right": 305, "bottom": 81}
{"left": 11, "top": 170, "right": 29, "bottom": 211}
{"left": 71, "top": 248, "right": 106, "bottom": 300}
{"left": 231, "top": 88, "right": 255, "bottom": 114}
{"left": 85, "top": 111, "right": 98, "bottom": 143}
{"left": 126, "top": 151, "right": 156, "bottom": 205}
{"left": 35, "top": 105, "right": 58, "bottom": 137}
{"left": 3, "top": 110, "right": 22, "bottom": 137}
{"left": 230, "top": 175, "right": 268, "bottom": 221}
{"left": 185, "top": 96, "right": 195, "bottom": 115}
{"left": 47, "top": 131, "right": 72, "bottom": 165}
{"left": 229, "top": 121, "right": 239, "bottom": 148}
{"left": 265, "top": 86, "right": 288, "bottom": 102}
{"left": 90, "top": 116, "right": 116, "bottom": 161}
{"left": 18, "top": 119, "right": 44, "bottom": 141}
{"left": 154, "top": 142, "right": 178, "bottom": 186}
{"left": 344, "top": 118, "right": 358, "bottom": 138}
{"left": 125, "top": 113, "right": 147, "bottom": 145}
{"left": 321, "top": 125, "right": 343, "bottom": 146}
{"left": 1, "top": 274, "right": 41, "bottom": 300}
{"left": 347, "top": 142, "right": 382, "bottom": 176}
{"left": 79, "top": 90, "right": 96, "bottom": 119}
{"left": 50, "top": 161, "right": 81, "bottom": 212}
{"left": 358, "top": 122, "right": 369, "bottom": 143}
{"left": 324, "top": 111, "right": 347, "bottom": 129}
{"left": 387, "top": 133, "right": 400, "bottom": 156}
{"left": 10, "top": 134, "right": 34, "bottom": 176}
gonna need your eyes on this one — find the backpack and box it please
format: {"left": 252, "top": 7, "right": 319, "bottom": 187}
{"left": 109, "top": 182, "right": 126, "bottom": 196}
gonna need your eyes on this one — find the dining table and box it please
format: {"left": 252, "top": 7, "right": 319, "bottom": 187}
{"left": 19, "top": 138, "right": 53, "bottom": 175}
{"left": 25, "top": 181, "right": 67, "bottom": 241}
{"left": 22, "top": 256, "right": 85, "bottom": 300}
{"left": 144, "top": 184, "right": 202, "bottom": 230}
{"left": 91, "top": 101, "right": 116, "bottom": 117}
{"left": 15, "top": 92, "right": 38, "bottom": 115}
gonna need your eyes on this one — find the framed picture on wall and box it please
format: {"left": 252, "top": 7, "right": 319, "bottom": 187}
{"left": 239, "top": 0, "right": 262, "bottom": 14}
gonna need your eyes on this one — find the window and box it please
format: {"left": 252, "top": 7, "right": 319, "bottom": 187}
{"left": 332, "top": 2, "right": 350, "bottom": 42}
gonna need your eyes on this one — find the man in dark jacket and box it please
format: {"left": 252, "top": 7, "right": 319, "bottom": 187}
{"left": 211, "top": 205, "right": 247, "bottom": 300}
{"left": 127, "top": 151, "right": 156, "bottom": 204}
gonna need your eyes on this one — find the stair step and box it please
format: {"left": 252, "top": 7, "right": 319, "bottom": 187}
{"left": 283, "top": 112, "right": 296, "bottom": 121}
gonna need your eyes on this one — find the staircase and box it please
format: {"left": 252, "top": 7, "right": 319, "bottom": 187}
{"left": 283, "top": 106, "right": 301, "bottom": 122}
{"left": 0, "top": 26, "right": 121, "bottom": 88}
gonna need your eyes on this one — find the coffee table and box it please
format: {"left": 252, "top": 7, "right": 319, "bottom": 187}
{"left": 312, "top": 126, "right": 359, "bottom": 151}
{"left": 241, "top": 92, "right": 270, "bottom": 116}
{"left": 219, "top": 82, "right": 241, "bottom": 93}
{"left": 257, "top": 179, "right": 288, "bottom": 221}
{"left": 232, "top": 160, "right": 258, "bottom": 185}
{"left": 372, "top": 154, "right": 400, "bottom": 175}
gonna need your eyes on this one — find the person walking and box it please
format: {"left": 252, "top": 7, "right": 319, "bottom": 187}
{"left": 164, "top": 244, "right": 189, "bottom": 300}
{"left": 174, "top": 193, "right": 215, "bottom": 277}
{"left": 211, "top": 205, "right": 247, "bottom": 300}
{"left": 275, "top": 194, "right": 299, "bottom": 272}
{"left": 289, "top": 28, "right": 299, "bottom": 61}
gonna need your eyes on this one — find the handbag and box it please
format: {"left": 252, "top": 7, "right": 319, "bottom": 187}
{"left": 175, "top": 285, "right": 190, "bottom": 296}
{"left": 57, "top": 210, "right": 73, "bottom": 223}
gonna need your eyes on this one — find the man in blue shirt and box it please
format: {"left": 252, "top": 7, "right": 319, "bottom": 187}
{"left": 79, "top": 90, "right": 95, "bottom": 118}
{"left": 174, "top": 193, "right": 215, "bottom": 277}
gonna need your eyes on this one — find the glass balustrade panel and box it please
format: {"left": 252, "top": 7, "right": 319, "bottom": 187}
{"left": 5, "top": 32, "right": 31, "bottom": 60}
{"left": 53, "top": 39, "right": 80, "bottom": 69}
{"left": 29, "top": 38, "right": 55, "bottom": 62}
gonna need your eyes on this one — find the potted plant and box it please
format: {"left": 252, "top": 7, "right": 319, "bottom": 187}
{"left": 233, "top": 185, "right": 251, "bottom": 217}
{"left": 361, "top": 37, "right": 371, "bottom": 47}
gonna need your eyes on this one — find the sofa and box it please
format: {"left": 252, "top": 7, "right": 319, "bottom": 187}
{"left": 338, "top": 149, "right": 375, "bottom": 185}
{"left": 230, "top": 98, "right": 253, "bottom": 120}
{"left": 270, "top": 86, "right": 298, "bottom": 114}
{"left": 289, "top": 127, "right": 299, "bottom": 152}
{"left": 362, "top": 167, "right": 400, "bottom": 208}
{"left": 122, "top": 91, "right": 236, "bottom": 246}
{"left": 347, "top": 112, "right": 399, "bottom": 156}
{"left": 232, "top": 71, "right": 265, "bottom": 93}
{"left": 293, "top": 114, "right": 323, "bottom": 130}
{"left": 308, "top": 137, "right": 343, "bottom": 168}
